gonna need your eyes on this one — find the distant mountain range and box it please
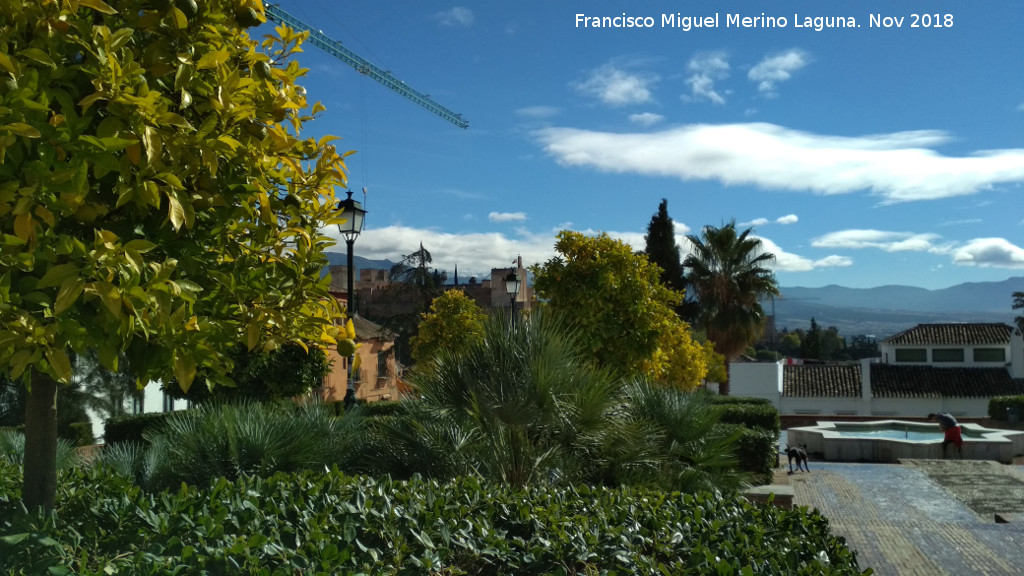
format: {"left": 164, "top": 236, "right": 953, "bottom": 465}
{"left": 324, "top": 252, "right": 1021, "bottom": 339}
{"left": 771, "top": 277, "right": 1023, "bottom": 338}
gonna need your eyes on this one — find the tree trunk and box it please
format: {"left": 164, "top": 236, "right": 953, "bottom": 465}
{"left": 720, "top": 360, "right": 731, "bottom": 396}
{"left": 23, "top": 371, "right": 58, "bottom": 513}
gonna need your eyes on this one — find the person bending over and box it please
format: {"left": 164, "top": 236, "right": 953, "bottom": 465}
{"left": 928, "top": 412, "right": 962, "bottom": 459}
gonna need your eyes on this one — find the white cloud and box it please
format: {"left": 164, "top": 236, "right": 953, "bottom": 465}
{"left": 629, "top": 112, "right": 664, "bottom": 127}
{"left": 813, "top": 255, "right": 854, "bottom": 268}
{"left": 534, "top": 122, "right": 1024, "bottom": 203}
{"left": 812, "top": 229, "right": 1024, "bottom": 269}
{"left": 952, "top": 238, "right": 1024, "bottom": 268}
{"left": 685, "top": 52, "right": 730, "bottom": 105}
{"left": 489, "top": 211, "right": 527, "bottom": 222}
{"left": 748, "top": 49, "right": 809, "bottom": 96}
{"left": 574, "top": 63, "right": 657, "bottom": 106}
{"left": 435, "top": 6, "right": 474, "bottom": 27}
{"left": 812, "top": 229, "right": 949, "bottom": 253}
{"left": 515, "top": 106, "right": 560, "bottom": 119}
{"left": 745, "top": 236, "right": 850, "bottom": 272}
{"left": 741, "top": 214, "right": 798, "bottom": 228}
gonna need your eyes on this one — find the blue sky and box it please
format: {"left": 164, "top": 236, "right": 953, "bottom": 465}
{"left": 262, "top": 0, "right": 1024, "bottom": 290}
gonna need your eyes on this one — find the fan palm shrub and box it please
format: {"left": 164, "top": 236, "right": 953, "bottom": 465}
{"left": 622, "top": 384, "right": 748, "bottom": 493}
{"left": 0, "top": 429, "right": 78, "bottom": 470}
{"left": 368, "top": 312, "right": 623, "bottom": 486}
{"left": 139, "top": 400, "right": 365, "bottom": 490}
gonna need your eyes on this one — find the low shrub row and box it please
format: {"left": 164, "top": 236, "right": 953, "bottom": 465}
{"left": 0, "top": 463, "right": 867, "bottom": 575}
{"left": 103, "top": 411, "right": 183, "bottom": 445}
{"left": 716, "top": 402, "right": 781, "bottom": 436}
{"left": 716, "top": 424, "right": 778, "bottom": 482}
{"left": 988, "top": 395, "right": 1024, "bottom": 421}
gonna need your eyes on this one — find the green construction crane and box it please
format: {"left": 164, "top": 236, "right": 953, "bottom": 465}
{"left": 265, "top": 4, "right": 469, "bottom": 129}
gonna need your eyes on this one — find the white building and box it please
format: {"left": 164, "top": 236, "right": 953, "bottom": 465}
{"left": 731, "top": 323, "right": 1024, "bottom": 419}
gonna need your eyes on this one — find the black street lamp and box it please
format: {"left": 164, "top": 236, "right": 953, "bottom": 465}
{"left": 336, "top": 190, "right": 366, "bottom": 408}
{"left": 504, "top": 269, "right": 520, "bottom": 323}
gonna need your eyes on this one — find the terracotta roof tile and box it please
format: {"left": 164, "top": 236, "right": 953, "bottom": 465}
{"left": 882, "top": 323, "right": 1012, "bottom": 346}
{"left": 870, "top": 364, "right": 1024, "bottom": 398}
{"left": 783, "top": 364, "right": 862, "bottom": 398}
{"left": 352, "top": 315, "right": 395, "bottom": 341}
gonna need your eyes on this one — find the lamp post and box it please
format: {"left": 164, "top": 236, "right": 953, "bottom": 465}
{"left": 336, "top": 190, "right": 366, "bottom": 409}
{"left": 504, "top": 269, "right": 520, "bottom": 324}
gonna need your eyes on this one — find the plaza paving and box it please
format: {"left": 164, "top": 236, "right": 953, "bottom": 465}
{"left": 787, "top": 460, "right": 1024, "bottom": 575}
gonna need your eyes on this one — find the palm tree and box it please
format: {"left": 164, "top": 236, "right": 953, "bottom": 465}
{"left": 1013, "top": 291, "right": 1024, "bottom": 333}
{"left": 684, "top": 221, "right": 779, "bottom": 395}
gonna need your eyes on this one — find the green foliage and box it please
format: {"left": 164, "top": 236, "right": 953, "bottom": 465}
{"left": 374, "top": 312, "right": 624, "bottom": 486}
{"left": 988, "top": 396, "right": 1024, "bottom": 421}
{"left": 162, "top": 343, "right": 332, "bottom": 403}
{"left": 717, "top": 423, "right": 779, "bottom": 481}
{"left": 370, "top": 313, "right": 750, "bottom": 494}
{"left": 140, "top": 401, "right": 365, "bottom": 490}
{"left": 381, "top": 243, "right": 448, "bottom": 366}
{"left": 684, "top": 222, "right": 780, "bottom": 394}
{"left": 410, "top": 289, "right": 487, "bottom": 365}
{"left": 68, "top": 422, "right": 95, "bottom": 447}
{"left": 357, "top": 399, "right": 404, "bottom": 418}
{"left": 534, "top": 231, "right": 709, "bottom": 388}
{"left": 0, "top": 466, "right": 868, "bottom": 575}
{"left": 717, "top": 403, "right": 782, "bottom": 436}
{"left": 0, "top": 0, "right": 351, "bottom": 509}
{"left": 644, "top": 199, "right": 686, "bottom": 292}
{"left": 0, "top": 430, "right": 78, "bottom": 470}
{"left": 103, "top": 411, "right": 179, "bottom": 445}
{"left": 1014, "top": 291, "right": 1024, "bottom": 333}
{"left": 709, "top": 395, "right": 773, "bottom": 406}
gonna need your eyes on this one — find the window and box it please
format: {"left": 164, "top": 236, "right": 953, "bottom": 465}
{"left": 974, "top": 348, "right": 1006, "bottom": 362}
{"left": 794, "top": 409, "right": 820, "bottom": 415}
{"left": 932, "top": 348, "right": 964, "bottom": 362}
{"left": 162, "top": 392, "right": 175, "bottom": 412}
{"left": 894, "top": 348, "right": 927, "bottom": 362}
{"left": 377, "top": 351, "right": 389, "bottom": 379}
{"left": 131, "top": 393, "right": 145, "bottom": 415}
{"left": 835, "top": 410, "right": 858, "bottom": 416}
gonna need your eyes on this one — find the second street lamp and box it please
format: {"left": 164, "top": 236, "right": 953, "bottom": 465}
{"left": 336, "top": 189, "right": 366, "bottom": 409}
{"left": 504, "top": 269, "right": 520, "bottom": 323}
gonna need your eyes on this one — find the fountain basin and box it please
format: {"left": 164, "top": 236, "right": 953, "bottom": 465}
{"left": 787, "top": 420, "right": 1024, "bottom": 463}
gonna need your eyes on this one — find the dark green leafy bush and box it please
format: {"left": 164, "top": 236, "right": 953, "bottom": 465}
{"left": 709, "top": 395, "right": 772, "bottom": 406}
{"left": 0, "top": 465, "right": 869, "bottom": 575}
{"left": 717, "top": 403, "right": 781, "bottom": 435}
{"left": 988, "top": 396, "right": 1024, "bottom": 421}
{"left": 358, "top": 399, "right": 404, "bottom": 418}
{"left": 69, "top": 422, "right": 95, "bottom": 447}
{"left": 103, "top": 411, "right": 182, "bottom": 445}
{"left": 717, "top": 423, "right": 778, "bottom": 481}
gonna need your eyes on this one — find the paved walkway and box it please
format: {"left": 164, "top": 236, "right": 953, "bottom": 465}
{"left": 788, "top": 460, "right": 1024, "bottom": 575}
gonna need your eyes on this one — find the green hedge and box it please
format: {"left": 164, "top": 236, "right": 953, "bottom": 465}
{"left": 988, "top": 396, "right": 1024, "bottom": 421}
{"left": 0, "top": 464, "right": 867, "bottom": 575}
{"left": 357, "top": 399, "right": 404, "bottom": 418}
{"left": 103, "top": 411, "right": 183, "bottom": 445}
{"left": 709, "top": 395, "right": 772, "bottom": 406}
{"left": 716, "top": 423, "right": 778, "bottom": 481}
{"left": 717, "top": 402, "right": 781, "bottom": 435}
{"left": 69, "top": 422, "right": 95, "bottom": 447}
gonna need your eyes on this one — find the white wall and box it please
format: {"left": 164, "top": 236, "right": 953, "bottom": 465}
{"left": 729, "top": 362, "right": 782, "bottom": 408}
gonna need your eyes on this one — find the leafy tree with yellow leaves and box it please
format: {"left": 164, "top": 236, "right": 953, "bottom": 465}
{"left": 411, "top": 289, "right": 487, "bottom": 365}
{"left": 0, "top": 0, "right": 351, "bottom": 511}
{"left": 533, "top": 231, "right": 711, "bottom": 388}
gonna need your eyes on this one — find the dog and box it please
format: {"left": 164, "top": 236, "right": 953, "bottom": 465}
{"left": 786, "top": 444, "right": 809, "bottom": 474}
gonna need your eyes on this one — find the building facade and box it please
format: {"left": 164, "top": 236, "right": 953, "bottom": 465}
{"left": 731, "top": 323, "right": 1024, "bottom": 419}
